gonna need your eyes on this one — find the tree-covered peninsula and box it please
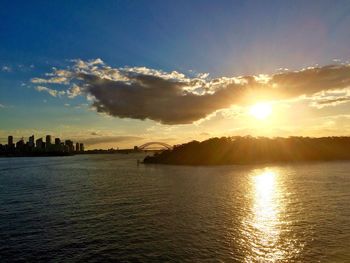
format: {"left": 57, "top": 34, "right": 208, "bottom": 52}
{"left": 144, "top": 136, "right": 350, "bottom": 165}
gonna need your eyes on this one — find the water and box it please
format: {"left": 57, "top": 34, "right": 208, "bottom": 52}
{"left": 0, "top": 154, "right": 349, "bottom": 262}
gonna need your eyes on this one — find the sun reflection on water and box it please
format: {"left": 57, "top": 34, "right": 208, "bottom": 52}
{"left": 253, "top": 171, "right": 278, "bottom": 233}
{"left": 244, "top": 169, "right": 286, "bottom": 262}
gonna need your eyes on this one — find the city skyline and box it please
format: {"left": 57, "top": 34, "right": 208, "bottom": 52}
{"left": 0, "top": 133, "right": 84, "bottom": 155}
{"left": 1, "top": 1, "right": 350, "bottom": 149}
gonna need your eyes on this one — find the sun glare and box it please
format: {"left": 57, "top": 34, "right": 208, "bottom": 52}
{"left": 249, "top": 102, "right": 272, "bottom": 120}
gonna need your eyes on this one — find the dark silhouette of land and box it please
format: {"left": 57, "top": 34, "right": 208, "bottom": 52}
{"left": 143, "top": 136, "right": 350, "bottom": 165}
{"left": 0, "top": 134, "right": 84, "bottom": 157}
{"left": 0, "top": 134, "right": 159, "bottom": 157}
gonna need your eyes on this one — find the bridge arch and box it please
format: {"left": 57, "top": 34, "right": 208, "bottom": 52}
{"left": 138, "top": 142, "right": 172, "bottom": 150}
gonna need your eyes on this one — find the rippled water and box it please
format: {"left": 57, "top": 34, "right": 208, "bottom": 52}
{"left": 0, "top": 154, "right": 349, "bottom": 262}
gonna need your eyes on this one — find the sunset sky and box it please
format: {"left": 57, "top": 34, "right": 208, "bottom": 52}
{"left": 1, "top": 0, "right": 350, "bottom": 149}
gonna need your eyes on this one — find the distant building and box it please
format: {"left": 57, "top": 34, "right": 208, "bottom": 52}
{"left": 8, "top": 136, "right": 13, "bottom": 146}
{"left": 28, "top": 135, "right": 35, "bottom": 148}
{"left": 0, "top": 133, "right": 82, "bottom": 155}
{"left": 36, "top": 138, "right": 44, "bottom": 149}
{"left": 65, "top": 140, "right": 74, "bottom": 152}
{"left": 54, "top": 138, "right": 62, "bottom": 151}
{"left": 46, "top": 135, "right": 52, "bottom": 145}
{"left": 16, "top": 138, "right": 25, "bottom": 151}
{"left": 55, "top": 138, "right": 61, "bottom": 145}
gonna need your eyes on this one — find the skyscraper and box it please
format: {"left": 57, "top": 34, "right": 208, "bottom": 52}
{"left": 36, "top": 138, "right": 44, "bottom": 150}
{"left": 55, "top": 138, "right": 61, "bottom": 145}
{"left": 8, "top": 135, "right": 13, "bottom": 146}
{"left": 80, "top": 143, "right": 84, "bottom": 152}
{"left": 46, "top": 135, "right": 52, "bottom": 145}
{"left": 75, "top": 142, "right": 80, "bottom": 152}
{"left": 16, "top": 138, "right": 25, "bottom": 151}
{"left": 29, "top": 135, "right": 35, "bottom": 148}
{"left": 65, "top": 140, "right": 74, "bottom": 152}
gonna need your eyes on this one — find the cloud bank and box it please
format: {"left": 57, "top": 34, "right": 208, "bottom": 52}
{"left": 32, "top": 59, "right": 350, "bottom": 124}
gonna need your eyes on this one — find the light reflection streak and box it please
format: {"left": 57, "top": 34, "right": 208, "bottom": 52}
{"left": 244, "top": 169, "right": 285, "bottom": 262}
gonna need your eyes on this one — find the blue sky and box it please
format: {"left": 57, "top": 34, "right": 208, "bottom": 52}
{"left": 1, "top": 0, "right": 350, "bottom": 148}
{"left": 2, "top": 0, "right": 350, "bottom": 73}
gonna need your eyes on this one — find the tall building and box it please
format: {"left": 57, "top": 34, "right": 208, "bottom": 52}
{"left": 55, "top": 138, "right": 61, "bottom": 145}
{"left": 16, "top": 138, "right": 25, "bottom": 151}
{"left": 8, "top": 135, "right": 13, "bottom": 146}
{"left": 54, "top": 138, "right": 61, "bottom": 151}
{"left": 80, "top": 143, "right": 84, "bottom": 152}
{"left": 75, "top": 142, "right": 80, "bottom": 152}
{"left": 65, "top": 140, "right": 74, "bottom": 152}
{"left": 36, "top": 138, "right": 44, "bottom": 150}
{"left": 29, "top": 135, "right": 35, "bottom": 148}
{"left": 46, "top": 135, "right": 52, "bottom": 145}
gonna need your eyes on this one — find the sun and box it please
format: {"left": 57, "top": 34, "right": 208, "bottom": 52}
{"left": 249, "top": 102, "right": 272, "bottom": 120}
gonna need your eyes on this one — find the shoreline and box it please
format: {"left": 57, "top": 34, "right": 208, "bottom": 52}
{"left": 143, "top": 157, "right": 350, "bottom": 166}
{"left": 0, "top": 153, "right": 75, "bottom": 158}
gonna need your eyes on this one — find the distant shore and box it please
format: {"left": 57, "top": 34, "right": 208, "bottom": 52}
{"left": 0, "top": 149, "right": 154, "bottom": 158}
{"left": 0, "top": 152, "right": 74, "bottom": 158}
{"left": 143, "top": 136, "right": 350, "bottom": 165}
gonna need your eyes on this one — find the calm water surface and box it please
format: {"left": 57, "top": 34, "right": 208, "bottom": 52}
{"left": 0, "top": 154, "right": 349, "bottom": 262}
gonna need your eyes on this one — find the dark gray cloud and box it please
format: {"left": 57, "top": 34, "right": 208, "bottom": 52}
{"left": 272, "top": 65, "right": 350, "bottom": 97}
{"left": 318, "top": 97, "right": 350, "bottom": 104}
{"left": 313, "top": 97, "right": 350, "bottom": 107}
{"left": 83, "top": 74, "right": 246, "bottom": 124}
{"left": 33, "top": 60, "right": 350, "bottom": 124}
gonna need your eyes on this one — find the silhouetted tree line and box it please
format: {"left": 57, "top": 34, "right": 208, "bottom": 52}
{"left": 143, "top": 136, "right": 350, "bottom": 165}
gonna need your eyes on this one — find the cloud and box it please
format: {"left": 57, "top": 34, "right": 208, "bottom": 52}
{"left": 72, "top": 58, "right": 104, "bottom": 70}
{"left": 31, "top": 77, "right": 68, "bottom": 84}
{"left": 311, "top": 97, "right": 350, "bottom": 108}
{"left": 271, "top": 65, "right": 350, "bottom": 98}
{"left": 31, "top": 68, "right": 72, "bottom": 84}
{"left": 317, "top": 97, "right": 350, "bottom": 105}
{"left": 67, "top": 84, "right": 82, "bottom": 98}
{"left": 83, "top": 74, "right": 243, "bottom": 124}
{"left": 35, "top": 86, "right": 65, "bottom": 97}
{"left": 1, "top": 66, "right": 11, "bottom": 72}
{"left": 0, "top": 103, "right": 5, "bottom": 108}
{"left": 32, "top": 59, "right": 350, "bottom": 124}
{"left": 308, "top": 87, "right": 350, "bottom": 108}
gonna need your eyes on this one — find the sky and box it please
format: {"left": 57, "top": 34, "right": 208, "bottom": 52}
{"left": 1, "top": 0, "right": 350, "bottom": 149}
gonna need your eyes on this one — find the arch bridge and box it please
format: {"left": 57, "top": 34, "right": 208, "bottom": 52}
{"left": 138, "top": 142, "right": 172, "bottom": 150}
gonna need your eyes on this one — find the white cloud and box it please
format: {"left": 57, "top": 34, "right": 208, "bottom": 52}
{"left": 1, "top": 66, "right": 11, "bottom": 72}
{"left": 31, "top": 77, "right": 69, "bottom": 84}
{"left": 35, "top": 86, "right": 65, "bottom": 97}
{"left": 309, "top": 87, "right": 350, "bottom": 108}
{"left": 67, "top": 84, "right": 82, "bottom": 98}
